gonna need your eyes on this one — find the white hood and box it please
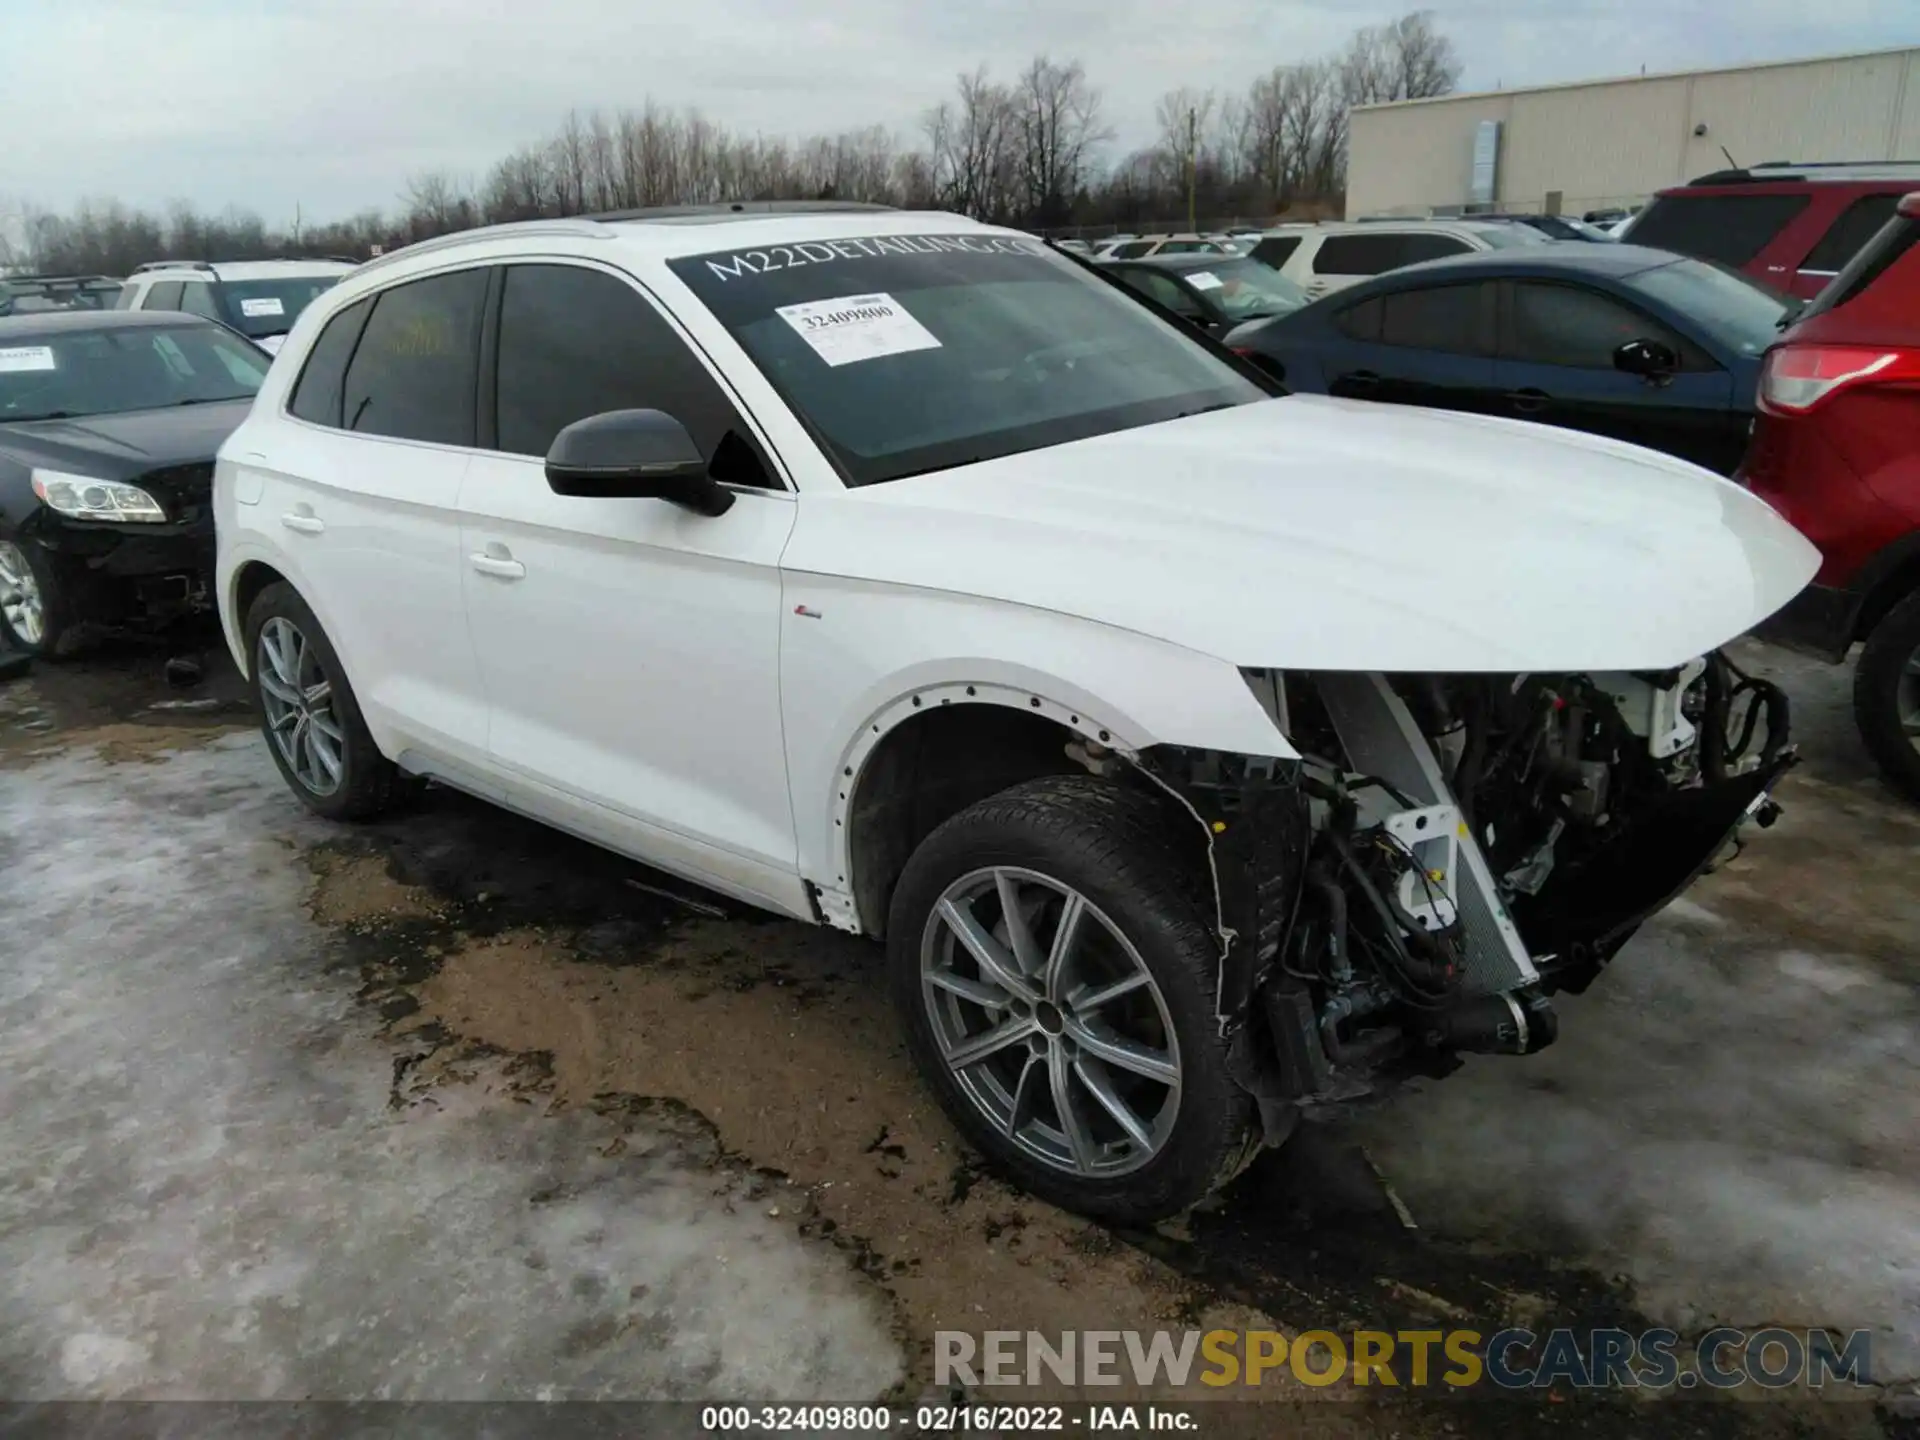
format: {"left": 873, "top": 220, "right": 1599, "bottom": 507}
{"left": 782, "top": 395, "right": 1820, "bottom": 673}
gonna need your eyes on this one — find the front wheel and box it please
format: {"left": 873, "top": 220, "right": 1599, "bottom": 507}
{"left": 244, "top": 581, "right": 399, "bottom": 821}
{"left": 0, "top": 538, "right": 83, "bottom": 658}
{"left": 1854, "top": 588, "right": 1920, "bottom": 805}
{"left": 887, "top": 775, "right": 1257, "bottom": 1224}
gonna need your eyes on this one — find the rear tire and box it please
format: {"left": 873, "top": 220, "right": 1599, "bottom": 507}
{"left": 244, "top": 582, "right": 398, "bottom": 821}
{"left": 1854, "top": 589, "right": 1920, "bottom": 805}
{"left": 887, "top": 774, "right": 1257, "bottom": 1224}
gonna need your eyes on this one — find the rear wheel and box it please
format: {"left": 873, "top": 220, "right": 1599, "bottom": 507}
{"left": 245, "top": 582, "right": 398, "bottom": 821}
{"left": 888, "top": 775, "right": 1257, "bottom": 1223}
{"left": 1854, "top": 588, "right": 1920, "bottom": 805}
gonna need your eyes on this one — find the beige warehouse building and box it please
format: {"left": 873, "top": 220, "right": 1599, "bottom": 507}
{"left": 1346, "top": 44, "right": 1920, "bottom": 220}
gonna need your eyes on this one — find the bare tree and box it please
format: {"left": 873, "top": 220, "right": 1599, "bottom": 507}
{"left": 1014, "top": 57, "right": 1108, "bottom": 227}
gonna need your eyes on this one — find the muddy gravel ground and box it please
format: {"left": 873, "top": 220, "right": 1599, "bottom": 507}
{"left": 1, "top": 624, "right": 1915, "bottom": 1439}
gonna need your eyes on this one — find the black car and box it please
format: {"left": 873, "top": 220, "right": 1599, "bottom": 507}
{"left": 0, "top": 310, "right": 270, "bottom": 656}
{"left": 0, "top": 274, "right": 123, "bottom": 316}
{"left": 1100, "top": 253, "right": 1309, "bottom": 338}
{"left": 1226, "top": 244, "right": 1794, "bottom": 474}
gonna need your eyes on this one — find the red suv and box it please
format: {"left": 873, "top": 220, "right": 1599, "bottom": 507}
{"left": 1742, "top": 193, "right": 1920, "bottom": 799}
{"left": 1628, "top": 162, "right": 1920, "bottom": 299}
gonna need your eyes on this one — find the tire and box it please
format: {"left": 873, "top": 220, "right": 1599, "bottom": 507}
{"left": 0, "top": 538, "right": 90, "bottom": 659}
{"left": 888, "top": 774, "right": 1258, "bottom": 1224}
{"left": 244, "top": 581, "right": 398, "bottom": 821}
{"left": 1853, "top": 588, "right": 1920, "bottom": 805}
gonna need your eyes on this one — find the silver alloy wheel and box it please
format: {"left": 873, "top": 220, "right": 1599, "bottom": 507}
{"left": 920, "top": 866, "right": 1182, "bottom": 1178}
{"left": 1902, "top": 645, "right": 1920, "bottom": 755}
{"left": 257, "top": 616, "right": 345, "bottom": 796}
{"left": 0, "top": 541, "right": 46, "bottom": 647}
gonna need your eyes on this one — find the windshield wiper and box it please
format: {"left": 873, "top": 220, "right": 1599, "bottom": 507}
{"left": 1169, "top": 401, "right": 1238, "bottom": 421}
{"left": 2, "top": 410, "right": 78, "bottom": 423}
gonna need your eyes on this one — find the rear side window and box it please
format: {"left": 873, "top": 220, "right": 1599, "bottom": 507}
{"left": 1109, "top": 241, "right": 1153, "bottom": 259}
{"left": 288, "top": 298, "right": 373, "bottom": 427}
{"left": 1378, "top": 283, "right": 1489, "bottom": 353}
{"left": 1333, "top": 295, "right": 1383, "bottom": 341}
{"left": 341, "top": 269, "right": 486, "bottom": 446}
{"left": 1627, "top": 193, "right": 1811, "bottom": 267}
{"left": 1251, "top": 236, "right": 1301, "bottom": 270}
{"left": 492, "top": 263, "right": 773, "bottom": 485}
{"left": 1800, "top": 215, "right": 1919, "bottom": 321}
{"left": 1800, "top": 194, "right": 1904, "bottom": 274}
{"left": 1312, "top": 234, "right": 1406, "bottom": 276}
{"left": 144, "top": 281, "right": 185, "bottom": 310}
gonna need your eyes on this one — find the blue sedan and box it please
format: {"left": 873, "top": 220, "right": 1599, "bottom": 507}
{"left": 1225, "top": 245, "right": 1795, "bottom": 474}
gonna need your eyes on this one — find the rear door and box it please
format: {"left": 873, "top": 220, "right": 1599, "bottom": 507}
{"left": 1493, "top": 279, "right": 1737, "bottom": 469}
{"left": 1318, "top": 281, "right": 1499, "bottom": 413}
{"left": 250, "top": 268, "right": 490, "bottom": 763}
{"left": 1791, "top": 192, "right": 1905, "bottom": 298}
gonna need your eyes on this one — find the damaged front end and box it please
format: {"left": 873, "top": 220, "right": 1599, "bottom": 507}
{"left": 1137, "top": 652, "right": 1793, "bottom": 1119}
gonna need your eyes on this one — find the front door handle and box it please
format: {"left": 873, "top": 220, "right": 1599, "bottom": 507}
{"left": 280, "top": 511, "right": 325, "bottom": 535}
{"left": 470, "top": 552, "right": 526, "bottom": 580}
{"left": 1506, "top": 388, "right": 1550, "bottom": 414}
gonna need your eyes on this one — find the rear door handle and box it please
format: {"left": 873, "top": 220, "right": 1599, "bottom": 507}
{"left": 1345, "top": 370, "right": 1381, "bottom": 389}
{"left": 280, "top": 511, "right": 325, "bottom": 534}
{"left": 1506, "top": 388, "right": 1550, "bottom": 414}
{"left": 470, "top": 552, "right": 526, "bottom": 580}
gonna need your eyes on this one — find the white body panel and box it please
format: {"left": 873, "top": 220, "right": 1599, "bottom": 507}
{"left": 214, "top": 208, "right": 1818, "bottom": 933}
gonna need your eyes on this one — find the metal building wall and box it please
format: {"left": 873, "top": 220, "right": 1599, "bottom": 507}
{"left": 1346, "top": 46, "right": 1920, "bottom": 220}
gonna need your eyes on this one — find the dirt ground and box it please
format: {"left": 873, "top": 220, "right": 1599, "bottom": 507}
{"left": 0, "top": 623, "right": 1914, "bottom": 1439}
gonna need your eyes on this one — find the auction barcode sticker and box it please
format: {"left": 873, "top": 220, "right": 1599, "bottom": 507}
{"left": 240, "top": 297, "right": 286, "bottom": 318}
{"left": 776, "top": 292, "right": 941, "bottom": 367}
{"left": 0, "top": 346, "right": 57, "bottom": 373}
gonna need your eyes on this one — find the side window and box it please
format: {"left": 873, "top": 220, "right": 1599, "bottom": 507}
{"left": 145, "top": 281, "right": 185, "bottom": 310}
{"left": 1110, "top": 241, "right": 1153, "bottom": 259}
{"left": 1117, "top": 270, "right": 1204, "bottom": 317}
{"left": 114, "top": 283, "right": 140, "bottom": 310}
{"left": 341, "top": 269, "right": 485, "bottom": 446}
{"left": 1626, "top": 194, "right": 1811, "bottom": 267}
{"left": 1397, "top": 234, "right": 1472, "bottom": 264}
{"left": 1312, "top": 235, "right": 1405, "bottom": 277}
{"left": 1800, "top": 194, "right": 1903, "bottom": 274}
{"left": 1504, "top": 283, "right": 1689, "bottom": 369}
{"left": 493, "top": 263, "right": 776, "bottom": 487}
{"left": 179, "top": 282, "right": 221, "bottom": 321}
{"left": 1378, "top": 284, "right": 1489, "bottom": 353}
{"left": 1333, "top": 295, "right": 1383, "bottom": 341}
{"left": 288, "top": 298, "right": 374, "bottom": 427}
{"left": 1251, "top": 236, "right": 1301, "bottom": 270}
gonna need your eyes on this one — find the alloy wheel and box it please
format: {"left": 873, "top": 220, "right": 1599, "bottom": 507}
{"left": 0, "top": 541, "right": 46, "bottom": 647}
{"left": 257, "top": 616, "right": 345, "bottom": 796}
{"left": 919, "top": 866, "right": 1182, "bottom": 1178}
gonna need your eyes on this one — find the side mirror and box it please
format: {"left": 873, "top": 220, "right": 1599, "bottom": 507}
{"left": 1614, "top": 338, "right": 1678, "bottom": 383}
{"left": 544, "top": 409, "right": 734, "bottom": 516}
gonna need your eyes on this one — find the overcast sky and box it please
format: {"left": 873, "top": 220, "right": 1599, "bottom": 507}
{"left": 6, "top": 0, "right": 1912, "bottom": 225}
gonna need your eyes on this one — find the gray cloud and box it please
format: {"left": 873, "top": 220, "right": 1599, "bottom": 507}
{"left": 5, "top": 0, "right": 1912, "bottom": 224}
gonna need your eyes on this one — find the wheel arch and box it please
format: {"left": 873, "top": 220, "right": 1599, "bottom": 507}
{"left": 1852, "top": 536, "right": 1920, "bottom": 643}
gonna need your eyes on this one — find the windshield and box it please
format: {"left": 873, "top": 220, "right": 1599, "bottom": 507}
{"left": 217, "top": 276, "right": 344, "bottom": 338}
{"left": 669, "top": 232, "right": 1264, "bottom": 487}
{"left": 1180, "top": 259, "right": 1308, "bottom": 319}
{"left": 0, "top": 322, "right": 269, "bottom": 422}
{"left": 1625, "top": 258, "right": 1792, "bottom": 357}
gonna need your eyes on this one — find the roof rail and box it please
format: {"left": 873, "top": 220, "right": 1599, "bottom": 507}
{"left": 348, "top": 218, "right": 621, "bottom": 277}
{"left": 133, "top": 259, "right": 217, "bottom": 273}
{"left": 582, "top": 200, "right": 897, "bottom": 222}
{"left": 1687, "top": 159, "right": 1920, "bottom": 185}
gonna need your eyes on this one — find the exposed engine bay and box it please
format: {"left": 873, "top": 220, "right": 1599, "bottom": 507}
{"left": 1135, "top": 650, "right": 1793, "bottom": 1118}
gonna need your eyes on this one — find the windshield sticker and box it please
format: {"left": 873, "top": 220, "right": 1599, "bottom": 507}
{"left": 701, "top": 233, "right": 1046, "bottom": 283}
{"left": 1186, "top": 272, "right": 1224, "bottom": 291}
{"left": 0, "top": 345, "right": 56, "bottom": 373}
{"left": 239, "top": 297, "right": 286, "bottom": 318}
{"left": 776, "top": 292, "right": 942, "bottom": 367}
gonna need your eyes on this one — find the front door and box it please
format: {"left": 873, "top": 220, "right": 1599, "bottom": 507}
{"left": 457, "top": 261, "right": 802, "bottom": 908}
{"left": 1495, "top": 280, "right": 1738, "bottom": 470}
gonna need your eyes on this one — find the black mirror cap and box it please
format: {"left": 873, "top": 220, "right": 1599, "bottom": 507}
{"left": 544, "top": 409, "right": 734, "bottom": 515}
{"left": 1614, "top": 338, "right": 1679, "bottom": 378}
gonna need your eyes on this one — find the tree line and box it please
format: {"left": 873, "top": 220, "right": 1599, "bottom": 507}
{"left": 6, "top": 11, "right": 1458, "bottom": 278}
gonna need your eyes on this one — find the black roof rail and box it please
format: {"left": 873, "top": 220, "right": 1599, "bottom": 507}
{"left": 582, "top": 200, "right": 898, "bottom": 222}
{"left": 1, "top": 273, "right": 120, "bottom": 286}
